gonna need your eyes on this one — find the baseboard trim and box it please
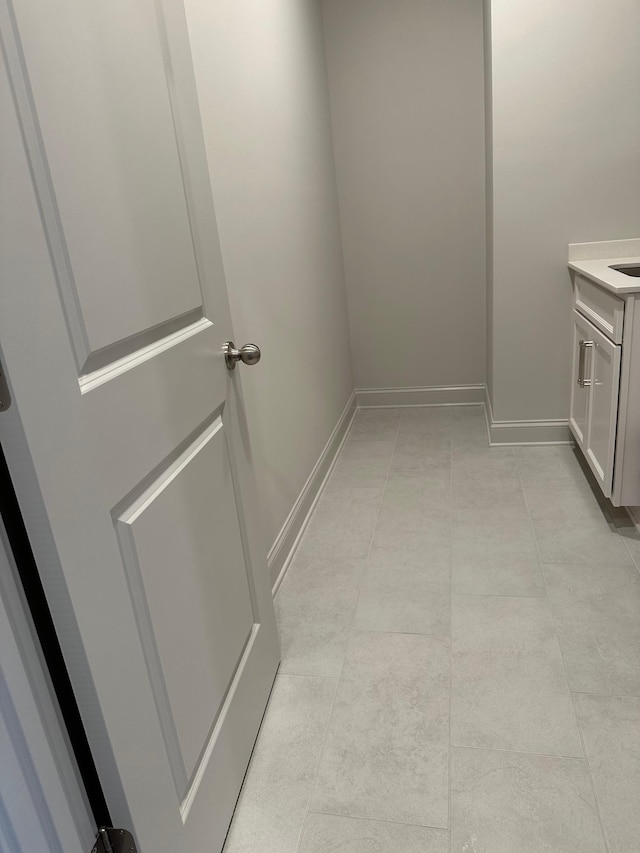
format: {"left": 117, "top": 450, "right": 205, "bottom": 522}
{"left": 356, "top": 385, "right": 485, "bottom": 408}
{"left": 268, "top": 391, "right": 357, "bottom": 592}
{"left": 484, "top": 387, "right": 572, "bottom": 445}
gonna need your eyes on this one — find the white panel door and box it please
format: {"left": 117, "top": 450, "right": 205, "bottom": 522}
{"left": 0, "top": 1, "right": 279, "bottom": 851}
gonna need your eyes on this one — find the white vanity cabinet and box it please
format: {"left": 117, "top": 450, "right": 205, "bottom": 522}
{"left": 568, "top": 258, "right": 640, "bottom": 507}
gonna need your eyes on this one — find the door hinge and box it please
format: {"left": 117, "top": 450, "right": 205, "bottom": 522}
{"left": 0, "top": 360, "right": 11, "bottom": 412}
{"left": 91, "top": 827, "right": 138, "bottom": 853}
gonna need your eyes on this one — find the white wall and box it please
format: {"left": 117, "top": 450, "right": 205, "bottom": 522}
{"left": 184, "top": 0, "right": 353, "bottom": 548}
{"left": 322, "top": 0, "right": 486, "bottom": 391}
{"left": 487, "top": 0, "right": 640, "bottom": 421}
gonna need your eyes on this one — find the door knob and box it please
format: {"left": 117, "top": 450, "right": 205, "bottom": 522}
{"left": 223, "top": 341, "right": 261, "bottom": 370}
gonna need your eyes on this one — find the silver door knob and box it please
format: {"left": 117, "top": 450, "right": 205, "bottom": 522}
{"left": 223, "top": 341, "right": 261, "bottom": 370}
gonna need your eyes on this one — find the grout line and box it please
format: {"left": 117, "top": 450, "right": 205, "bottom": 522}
{"left": 515, "top": 453, "right": 612, "bottom": 853}
{"left": 292, "top": 627, "right": 451, "bottom": 642}
{"left": 451, "top": 590, "right": 544, "bottom": 600}
{"left": 306, "top": 808, "right": 449, "bottom": 833}
{"left": 450, "top": 743, "right": 594, "bottom": 761}
{"left": 537, "top": 558, "right": 635, "bottom": 567}
{"left": 276, "top": 672, "right": 340, "bottom": 680}
{"left": 619, "top": 529, "right": 640, "bottom": 581}
{"left": 571, "top": 689, "right": 640, "bottom": 700}
{"left": 566, "top": 694, "right": 612, "bottom": 853}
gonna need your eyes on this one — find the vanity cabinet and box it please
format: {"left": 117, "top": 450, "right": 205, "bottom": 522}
{"left": 568, "top": 268, "right": 640, "bottom": 506}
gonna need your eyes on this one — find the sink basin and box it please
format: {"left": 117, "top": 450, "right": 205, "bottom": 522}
{"left": 609, "top": 264, "right": 640, "bottom": 277}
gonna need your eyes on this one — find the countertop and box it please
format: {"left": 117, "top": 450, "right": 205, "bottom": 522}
{"left": 568, "top": 257, "right": 640, "bottom": 295}
{"left": 568, "top": 238, "right": 640, "bottom": 296}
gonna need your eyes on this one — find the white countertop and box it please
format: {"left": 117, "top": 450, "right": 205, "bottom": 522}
{"left": 568, "top": 256, "right": 640, "bottom": 295}
{"left": 568, "top": 238, "right": 640, "bottom": 295}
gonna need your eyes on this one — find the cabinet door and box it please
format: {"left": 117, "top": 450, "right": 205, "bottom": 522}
{"left": 585, "top": 320, "right": 621, "bottom": 497}
{"left": 569, "top": 310, "right": 593, "bottom": 450}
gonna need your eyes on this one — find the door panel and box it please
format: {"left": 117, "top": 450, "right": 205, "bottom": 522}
{"left": 12, "top": 0, "right": 204, "bottom": 364}
{"left": 0, "top": 2, "right": 279, "bottom": 851}
{"left": 115, "top": 417, "right": 255, "bottom": 795}
{"left": 586, "top": 323, "right": 621, "bottom": 496}
{"left": 569, "top": 310, "right": 591, "bottom": 449}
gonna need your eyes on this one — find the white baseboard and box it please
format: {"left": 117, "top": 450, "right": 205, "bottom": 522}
{"left": 484, "top": 387, "right": 572, "bottom": 445}
{"left": 268, "top": 391, "right": 357, "bottom": 592}
{"left": 356, "top": 384, "right": 485, "bottom": 408}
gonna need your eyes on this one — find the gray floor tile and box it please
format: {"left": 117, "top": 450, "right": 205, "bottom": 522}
{"left": 348, "top": 409, "right": 401, "bottom": 441}
{"left": 223, "top": 675, "right": 337, "bottom": 853}
{"left": 516, "top": 444, "right": 594, "bottom": 490}
{"left": 452, "top": 506, "right": 540, "bottom": 594}
{"left": 616, "top": 519, "right": 640, "bottom": 569}
{"left": 398, "top": 406, "right": 452, "bottom": 437}
{"left": 452, "top": 551, "right": 545, "bottom": 597}
{"left": 611, "top": 521, "right": 640, "bottom": 568}
{"left": 300, "top": 814, "right": 448, "bottom": 852}
{"left": 451, "top": 595, "right": 583, "bottom": 755}
{"left": 450, "top": 405, "right": 486, "bottom": 428}
{"left": 536, "top": 525, "right": 631, "bottom": 567}
{"left": 523, "top": 478, "right": 614, "bottom": 518}
{"left": 381, "top": 471, "right": 451, "bottom": 515}
{"left": 452, "top": 505, "right": 535, "bottom": 549}
{"left": 372, "top": 510, "right": 451, "bottom": 554}
{"left": 326, "top": 440, "right": 394, "bottom": 491}
{"left": 353, "top": 549, "right": 450, "bottom": 636}
{"left": 574, "top": 693, "right": 640, "bottom": 853}
{"left": 450, "top": 426, "right": 491, "bottom": 453}
{"left": 297, "top": 487, "right": 383, "bottom": 558}
{"left": 312, "top": 632, "right": 450, "bottom": 828}
{"left": 451, "top": 446, "right": 519, "bottom": 479}
{"left": 611, "top": 508, "right": 640, "bottom": 533}
{"left": 450, "top": 747, "right": 606, "bottom": 853}
{"left": 449, "top": 408, "right": 489, "bottom": 453}
{"left": 451, "top": 436, "right": 491, "bottom": 459}
{"left": 544, "top": 562, "right": 640, "bottom": 695}
{"left": 450, "top": 407, "right": 502, "bottom": 437}
{"left": 524, "top": 485, "right": 633, "bottom": 566}
{"left": 452, "top": 472, "right": 527, "bottom": 510}
{"left": 276, "top": 557, "right": 364, "bottom": 677}
{"left": 374, "top": 473, "right": 452, "bottom": 554}
{"left": 390, "top": 433, "right": 451, "bottom": 475}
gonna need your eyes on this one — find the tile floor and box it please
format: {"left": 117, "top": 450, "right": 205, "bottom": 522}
{"left": 223, "top": 405, "right": 640, "bottom": 853}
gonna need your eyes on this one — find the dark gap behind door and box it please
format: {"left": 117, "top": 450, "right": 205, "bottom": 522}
{"left": 0, "top": 443, "right": 111, "bottom": 828}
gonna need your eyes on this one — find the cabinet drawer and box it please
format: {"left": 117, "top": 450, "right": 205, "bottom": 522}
{"left": 574, "top": 273, "right": 624, "bottom": 343}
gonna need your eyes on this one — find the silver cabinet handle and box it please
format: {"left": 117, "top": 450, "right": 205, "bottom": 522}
{"left": 577, "top": 340, "right": 594, "bottom": 388}
{"left": 223, "top": 341, "right": 261, "bottom": 370}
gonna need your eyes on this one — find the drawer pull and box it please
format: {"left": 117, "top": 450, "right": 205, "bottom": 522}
{"left": 578, "top": 340, "right": 594, "bottom": 388}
